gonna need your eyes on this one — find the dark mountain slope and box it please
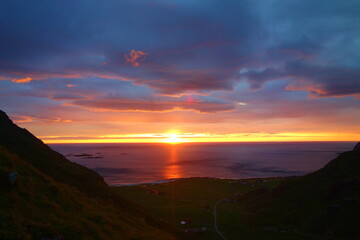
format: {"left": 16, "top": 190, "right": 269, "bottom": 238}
{"left": 240, "top": 143, "right": 360, "bottom": 239}
{"left": 0, "top": 110, "right": 108, "bottom": 199}
{"left": 0, "top": 110, "right": 181, "bottom": 240}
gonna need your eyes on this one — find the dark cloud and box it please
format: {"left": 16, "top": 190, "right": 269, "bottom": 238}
{"left": 240, "top": 60, "right": 360, "bottom": 98}
{"left": 285, "top": 61, "right": 360, "bottom": 98}
{"left": 2, "top": 78, "right": 236, "bottom": 113}
{"left": 69, "top": 95, "right": 236, "bottom": 113}
{"left": 265, "top": 37, "right": 322, "bottom": 62}
{"left": 239, "top": 67, "right": 287, "bottom": 90}
{"left": 135, "top": 67, "right": 236, "bottom": 94}
{"left": 2, "top": 0, "right": 359, "bottom": 98}
{"left": 0, "top": 0, "right": 262, "bottom": 95}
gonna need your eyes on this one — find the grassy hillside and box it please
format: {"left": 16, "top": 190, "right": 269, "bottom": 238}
{"left": 116, "top": 144, "right": 360, "bottom": 240}
{"left": 0, "top": 110, "right": 109, "bottom": 199}
{"left": 116, "top": 177, "right": 293, "bottom": 240}
{"left": 0, "top": 110, "right": 181, "bottom": 240}
{"left": 241, "top": 145, "right": 360, "bottom": 239}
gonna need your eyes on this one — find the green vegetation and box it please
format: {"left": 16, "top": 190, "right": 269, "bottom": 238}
{"left": 242, "top": 148, "right": 360, "bottom": 240}
{"left": 116, "top": 147, "right": 360, "bottom": 240}
{"left": 0, "top": 110, "right": 181, "bottom": 240}
{"left": 115, "top": 177, "right": 289, "bottom": 240}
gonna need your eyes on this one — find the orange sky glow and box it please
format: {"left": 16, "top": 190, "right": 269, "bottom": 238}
{"left": 38, "top": 132, "right": 360, "bottom": 144}
{"left": 1, "top": 1, "right": 360, "bottom": 143}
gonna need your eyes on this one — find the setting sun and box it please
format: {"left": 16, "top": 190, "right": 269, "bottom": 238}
{"left": 164, "top": 133, "right": 183, "bottom": 144}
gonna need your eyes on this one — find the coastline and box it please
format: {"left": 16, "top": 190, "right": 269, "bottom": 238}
{"left": 111, "top": 175, "right": 299, "bottom": 187}
{"left": 112, "top": 178, "right": 182, "bottom": 186}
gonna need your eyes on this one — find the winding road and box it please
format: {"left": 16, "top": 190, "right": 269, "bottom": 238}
{"left": 213, "top": 199, "right": 228, "bottom": 240}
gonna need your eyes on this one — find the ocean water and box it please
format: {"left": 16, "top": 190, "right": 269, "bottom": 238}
{"left": 50, "top": 142, "right": 355, "bottom": 185}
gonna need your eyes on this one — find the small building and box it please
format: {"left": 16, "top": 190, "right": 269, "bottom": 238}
{"left": 180, "top": 219, "right": 191, "bottom": 225}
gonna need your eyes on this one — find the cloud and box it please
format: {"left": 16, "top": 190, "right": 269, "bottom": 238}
{"left": 2, "top": 78, "right": 236, "bottom": 114}
{"left": 265, "top": 37, "right": 322, "bottom": 62}
{"left": 51, "top": 93, "right": 86, "bottom": 100}
{"left": 124, "top": 50, "right": 148, "bottom": 67}
{"left": 239, "top": 67, "right": 287, "bottom": 90}
{"left": 12, "top": 77, "right": 32, "bottom": 83}
{"left": 0, "top": 0, "right": 261, "bottom": 95}
{"left": 11, "top": 114, "right": 72, "bottom": 123}
{"left": 284, "top": 61, "right": 360, "bottom": 98}
{"left": 68, "top": 95, "right": 236, "bottom": 113}
{"left": 2, "top": 72, "right": 84, "bottom": 82}
{"left": 135, "top": 67, "right": 236, "bottom": 94}
{"left": 11, "top": 115, "right": 34, "bottom": 123}
{"left": 233, "top": 0, "right": 360, "bottom": 98}
{"left": 240, "top": 60, "right": 360, "bottom": 98}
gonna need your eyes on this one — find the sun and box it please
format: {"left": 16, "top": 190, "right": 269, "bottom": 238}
{"left": 164, "top": 133, "right": 183, "bottom": 144}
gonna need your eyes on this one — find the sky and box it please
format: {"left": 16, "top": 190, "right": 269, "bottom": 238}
{"left": 1, "top": 0, "right": 360, "bottom": 143}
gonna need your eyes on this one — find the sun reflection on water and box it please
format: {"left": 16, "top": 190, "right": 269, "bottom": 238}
{"left": 164, "top": 144, "right": 181, "bottom": 179}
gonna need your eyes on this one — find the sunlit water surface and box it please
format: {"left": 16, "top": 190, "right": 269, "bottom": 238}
{"left": 50, "top": 142, "right": 355, "bottom": 185}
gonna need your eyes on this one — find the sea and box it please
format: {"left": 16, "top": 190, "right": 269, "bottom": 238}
{"left": 50, "top": 142, "right": 356, "bottom": 185}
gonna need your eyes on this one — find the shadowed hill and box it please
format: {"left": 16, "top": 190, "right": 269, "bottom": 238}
{"left": 240, "top": 142, "right": 360, "bottom": 239}
{"left": 0, "top": 110, "right": 108, "bottom": 199}
{"left": 0, "top": 110, "right": 181, "bottom": 240}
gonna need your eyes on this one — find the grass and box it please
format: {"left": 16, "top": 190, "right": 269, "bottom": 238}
{"left": 0, "top": 146, "right": 183, "bottom": 240}
{"left": 115, "top": 177, "right": 294, "bottom": 240}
